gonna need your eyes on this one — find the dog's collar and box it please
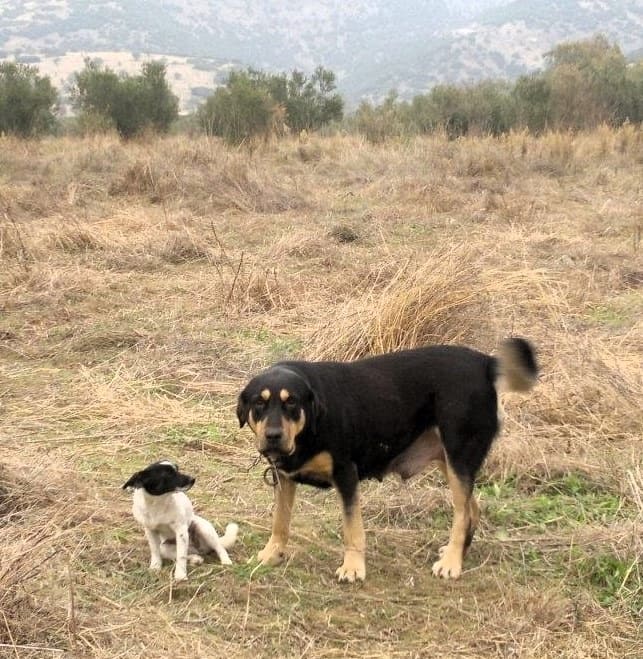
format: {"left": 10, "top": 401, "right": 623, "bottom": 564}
{"left": 263, "top": 465, "right": 279, "bottom": 487}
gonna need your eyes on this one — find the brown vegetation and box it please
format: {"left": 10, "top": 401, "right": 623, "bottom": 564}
{"left": 0, "top": 128, "right": 641, "bottom": 657}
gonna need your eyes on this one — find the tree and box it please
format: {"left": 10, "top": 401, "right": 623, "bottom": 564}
{"left": 544, "top": 35, "right": 632, "bottom": 129}
{"left": 197, "top": 66, "right": 344, "bottom": 141}
{"left": 624, "top": 61, "right": 643, "bottom": 123}
{"left": 71, "top": 59, "right": 179, "bottom": 138}
{"left": 513, "top": 74, "right": 551, "bottom": 133}
{"left": 353, "top": 91, "right": 408, "bottom": 143}
{"left": 284, "top": 66, "right": 344, "bottom": 132}
{"left": 197, "top": 71, "right": 275, "bottom": 143}
{"left": 466, "top": 80, "right": 516, "bottom": 136}
{"left": 426, "top": 84, "right": 469, "bottom": 138}
{"left": 0, "top": 62, "right": 58, "bottom": 137}
{"left": 138, "top": 61, "right": 180, "bottom": 132}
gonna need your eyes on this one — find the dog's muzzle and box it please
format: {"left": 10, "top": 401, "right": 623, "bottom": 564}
{"left": 260, "top": 426, "right": 293, "bottom": 464}
{"left": 177, "top": 476, "right": 196, "bottom": 492}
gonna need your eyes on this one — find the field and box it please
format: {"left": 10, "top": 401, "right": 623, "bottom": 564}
{"left": 1, "top": 127, "right": 642, "bottom": 658}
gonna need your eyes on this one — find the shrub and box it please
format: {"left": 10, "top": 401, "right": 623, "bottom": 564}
{"left": 0, "top": 62, "right": 58, "bottom": 137}
{"left": 70, "top": 59, "right": 179, "bottom": 138}
{"left": 197, "top": 74, "right": 275, "bottom": 144}
{"left": 196, "top": 66, "right": 344, "bottom": 142}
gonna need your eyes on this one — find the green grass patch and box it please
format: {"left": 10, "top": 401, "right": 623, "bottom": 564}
{"left": 230, "top": 328, "right": 303, "bottom": 361}
{"left": 576, "top": 552, "right": 643, "bottom": 615}
{"left": 586, "top": 305, "right": 629, "bottom": 327}
{"left": 479, "top": 473, "right": 626, "bottom": 530}
{"left": 585, "top": 292, "right": 641, "bottom": 328}
{"left": 162, "top": 423, "right": 227, "bottom": 446}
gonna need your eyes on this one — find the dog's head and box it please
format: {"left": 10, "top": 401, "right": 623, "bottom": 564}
{"left": 236, "top": 365, "right": 321, "bottom": 461}
{"left": 122, "top": 460, "right": 195, "bottom": 496}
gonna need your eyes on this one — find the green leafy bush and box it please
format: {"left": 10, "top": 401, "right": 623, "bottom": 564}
{"left": 70, "top": 59, "right": 179, "bottom": 138}
{"left": 0, "top": 62, "right": 58, "bottom": 136}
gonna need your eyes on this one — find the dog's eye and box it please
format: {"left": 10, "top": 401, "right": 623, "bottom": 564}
{"left": 284, "top": 399, "right": 298, "bottom": 411}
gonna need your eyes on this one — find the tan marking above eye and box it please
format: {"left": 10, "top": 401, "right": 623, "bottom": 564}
{"left": 280, "top": 388, "right": 290, "bottom": 402}
{"left": 261, "top": 389, "right": 271, "bottom": 401}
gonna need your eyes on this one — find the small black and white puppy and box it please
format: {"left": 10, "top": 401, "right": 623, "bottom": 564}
{"left": 122, "top": 460, "right": 238, "bottom": 582}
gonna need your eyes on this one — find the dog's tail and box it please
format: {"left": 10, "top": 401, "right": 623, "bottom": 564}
{"left": 495, "top": 338, "right": 539, "bottom": 393}
{"left": 220, "top": 522, "right": 239, "bottom": 550}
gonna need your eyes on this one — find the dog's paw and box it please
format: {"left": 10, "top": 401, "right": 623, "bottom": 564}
{"left": 431, "top": 548, "right": 462, "bottom": 579}
{"left": 149, "top": 561, "right": 162, "bottom": 572}
{"left": 220, "top": 555, "right": 233, "bottom": 566}
{"left": 336, "top": 550, "right": 366, "bottom": 583}
{"left": 257, "top": 541, "right": 287, "bottom": 566}
{"left": 187, "top": 554, "right": 204, "bottom": 566}
{"left": 173, "top": 570, "right": 188, "bottom": 583}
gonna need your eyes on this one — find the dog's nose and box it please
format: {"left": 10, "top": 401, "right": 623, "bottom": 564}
{"left": 265, "top": 427, "right": 283, "bottom": 444}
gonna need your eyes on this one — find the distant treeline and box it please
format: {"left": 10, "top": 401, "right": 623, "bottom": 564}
{"left": 0, "top": 35, "right": 641, "bottom": 141}
{"left": 354, "top": 35, "right": 643, "bottom": 142}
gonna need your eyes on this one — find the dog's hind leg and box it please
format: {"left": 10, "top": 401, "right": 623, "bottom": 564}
{"left": 432, "top": 460, "right": 472, "bottom": 580}
{"left": 258, "top": 477, "right": 297, "bottom": 567}
{"left": 160, "top": 541, "right": 203, "bottom": 566}
{"left": 191, "top": 516, "right": 234, "bottom": 565}
{"left": 435, "top": 459, "right": 480, "bottom": 556}
{"left": 465, "top": 494, "right": 480, "bottom": 553}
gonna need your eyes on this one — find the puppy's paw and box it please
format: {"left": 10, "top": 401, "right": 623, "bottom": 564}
{"left": 149, "top": 560, "right": 162, "bottom": 572}
{"left": 431, "top": 548, "right": 462, "bottom": 579}
{"left": 187, "top": 554, "right": 204, "bottom": 566}
{"left": 257, "top": 541, "right": 287, "bottom": 567}
{"left": 336, "top": 550, "right": 365, "bottom": 583}
{"left": 173, "top": 570, "right": 188, "bottom": 583}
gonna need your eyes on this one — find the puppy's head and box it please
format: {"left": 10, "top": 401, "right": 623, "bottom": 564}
{"left": 122, "top": 460, "right": 195, "bottom": 496}
{"left": 236, "top": 366, "right": 321, "bottom": 462}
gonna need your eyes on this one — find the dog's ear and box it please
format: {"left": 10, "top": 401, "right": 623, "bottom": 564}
{"left": 122, "top": 471, "right": 143, "bottom": 490}
{"left": 236, "top": 390, "right": 249, "bottom": 428}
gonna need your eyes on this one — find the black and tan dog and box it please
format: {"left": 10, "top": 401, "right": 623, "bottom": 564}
{"left": 237, "top": 338, "right": 538, "bottom": 582}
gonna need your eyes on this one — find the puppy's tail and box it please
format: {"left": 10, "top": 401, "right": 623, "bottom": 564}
{"left": 220, "top": 522, "right": 239, "bottom": 550}
{"left": 495, "top": 338, "right": 539, "bottom": 393}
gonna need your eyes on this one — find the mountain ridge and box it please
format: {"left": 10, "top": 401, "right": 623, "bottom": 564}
{"left": 1, "top": 1, "right": 641, "bottom": 110}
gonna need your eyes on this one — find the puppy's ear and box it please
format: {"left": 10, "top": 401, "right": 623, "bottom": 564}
{"left": 122, "top": 471, "right": 143, "bottom": 490}
{"left": 236, "top": 390, "right": 249, "bottom": 428}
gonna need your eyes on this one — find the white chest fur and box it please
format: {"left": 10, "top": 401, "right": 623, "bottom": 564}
{"left": 132, "top": 489, "right": 193, "bottom": 539}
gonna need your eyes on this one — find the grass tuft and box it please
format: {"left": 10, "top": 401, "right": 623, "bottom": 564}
{"left": 304, "top": 248, "right": 494, "bottom": 360}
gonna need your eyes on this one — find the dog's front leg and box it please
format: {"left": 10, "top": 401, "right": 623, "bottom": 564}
{"left": 334, "top": 462, "right": 366, "bottom": 583}
{"left": 144, "top": 528, "right": 163, "bottom": 571}
{"left": 257, "top": 476, "right": 296, "bottom": 566}
{"left": 173, "top": 524, "right": 190, "bottom": 582}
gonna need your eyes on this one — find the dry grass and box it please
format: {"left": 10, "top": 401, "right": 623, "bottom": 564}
{"left": 0, "top": 128, "right": 642, "bottom": 658}
{"left": 304, "top": 250, "right": 486, "bottom": 360}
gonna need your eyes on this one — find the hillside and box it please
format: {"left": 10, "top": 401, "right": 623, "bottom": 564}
{"left": 1, "top": 0, "right": 642, "bottom": 109}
